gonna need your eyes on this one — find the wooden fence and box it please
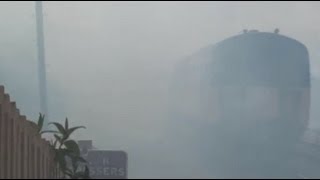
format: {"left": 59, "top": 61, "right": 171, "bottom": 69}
{"left": 0, "top": 85, "right": 60, "bottom": 179}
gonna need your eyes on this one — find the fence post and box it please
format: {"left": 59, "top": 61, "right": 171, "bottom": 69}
{"left": 8, "top": 102, "right": 17, "bottom": 179}
{"left": 20, "top": 115, "right": 28, "bottom": 178}
{"left": 4, "top": 94, "right": 12, "bottom": 179}
{"left": 0, "top": 86, "right": 5, "bottom": 179}
{"left": 13, "top": 107, "right": 21, "bottom": 179}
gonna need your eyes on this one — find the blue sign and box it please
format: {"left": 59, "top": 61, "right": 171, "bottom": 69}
{"left": 86, "top": 150, "right": 128, "bottom": 179}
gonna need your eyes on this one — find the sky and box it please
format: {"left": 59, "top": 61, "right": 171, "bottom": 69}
{"left": 0, "top": 1, "right": 320, "bottom": 178}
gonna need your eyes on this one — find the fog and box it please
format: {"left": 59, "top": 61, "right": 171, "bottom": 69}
{"left": 1, "top": 1, "right": 320, "bottom": 178}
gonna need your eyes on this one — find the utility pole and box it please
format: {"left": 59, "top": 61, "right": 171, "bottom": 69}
{"left": 35, "top": 1, "right": 49, "bottom": 128}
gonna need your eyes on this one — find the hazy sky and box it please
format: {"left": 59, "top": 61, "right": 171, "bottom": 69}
{"left": 1, "top": 1, "right": 320, "bottom": 178}
{"left": 43, "top": 0, "right": 320, "bottom": 141}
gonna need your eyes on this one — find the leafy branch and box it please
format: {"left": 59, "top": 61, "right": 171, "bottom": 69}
{"left": 37, "top": 113, "right": 90, "bottom": 179}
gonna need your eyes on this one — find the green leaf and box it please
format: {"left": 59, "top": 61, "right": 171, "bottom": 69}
{"left": 63, "top": 167, "right": 74, "bottom": 179}
{"left": 69, "top": 155, "right": 76, "bottom": 172}
{"left": 49, "top": 122, "right": 66, "bottom": 136}
{"left": 37, "top": 113, "right": 45, "bottom": 133}
{"left": 65, "top": 118, "right": 69, "bottom": 131}
{"left": 49, "top": 139, "right": 54, "bottom": 146}
{"left": 84, "top": 165, "right": 90, "bottom": 178}
{"left": 72, "top": 165, "right": 90, "bottom": 179}
{"left": 69, "top": 155, "right": 88, "bottom": 176}
{"left": 66, "top": 126, "right": 86, "bottom": 140}
{"left": 40, "top": 130, "right": 59, "bottom": 135}
{"left": 57, "top": 151, "right": 67, "bottom": 171}
{"left": 62, "top": 149, "right": 74, "bottom": 156}
{"left": 64, "top": 171, "right": 73, "bottom": 179}
{"left": 54, "top": 134, "right": 62, "bottom": 143}
{"left": 64, "top": 140, "right": 80, "bottom": 156}
{"left": 74, "top": 171, "right": 83, "bottom": 179}
{"left": 55, "top": 149, "right": 75, "bottom": 177}
{"left": 75, "top": 170, "right": 90, "bottom": 179}
{"left": 64, "top": 167, "right": 73, "bottom": 175}
{"left": 53, "top": 139, "right": 58, "bottom": 149}
{"left": 76, "top": 156, "right": 87, "bottom": 164}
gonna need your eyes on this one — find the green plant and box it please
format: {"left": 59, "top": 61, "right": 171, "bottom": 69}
{"left": 37, "top": 113, "right": 90, "bottom": 179}
{"left": 65, "top": 160, "right": 90, "bottom": 179}
{"left": 37, "top": 113, "right": 58, "bottom": 135}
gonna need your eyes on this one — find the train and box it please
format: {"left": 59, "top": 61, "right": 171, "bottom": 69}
{"left": 168, "top": 30, "right": 311, "bottom": 178}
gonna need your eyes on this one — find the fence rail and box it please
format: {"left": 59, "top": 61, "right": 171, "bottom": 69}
{"left": 0, "top": 85, "right": 60, "bottom": 179}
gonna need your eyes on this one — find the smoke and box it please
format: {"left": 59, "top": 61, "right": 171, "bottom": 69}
{"left": 0, "top": 1, "right": 320, "bottom": 178}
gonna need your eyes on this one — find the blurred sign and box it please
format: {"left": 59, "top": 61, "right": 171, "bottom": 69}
{"left": 86, "top": 150, "right": 128, "bottom": 179}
